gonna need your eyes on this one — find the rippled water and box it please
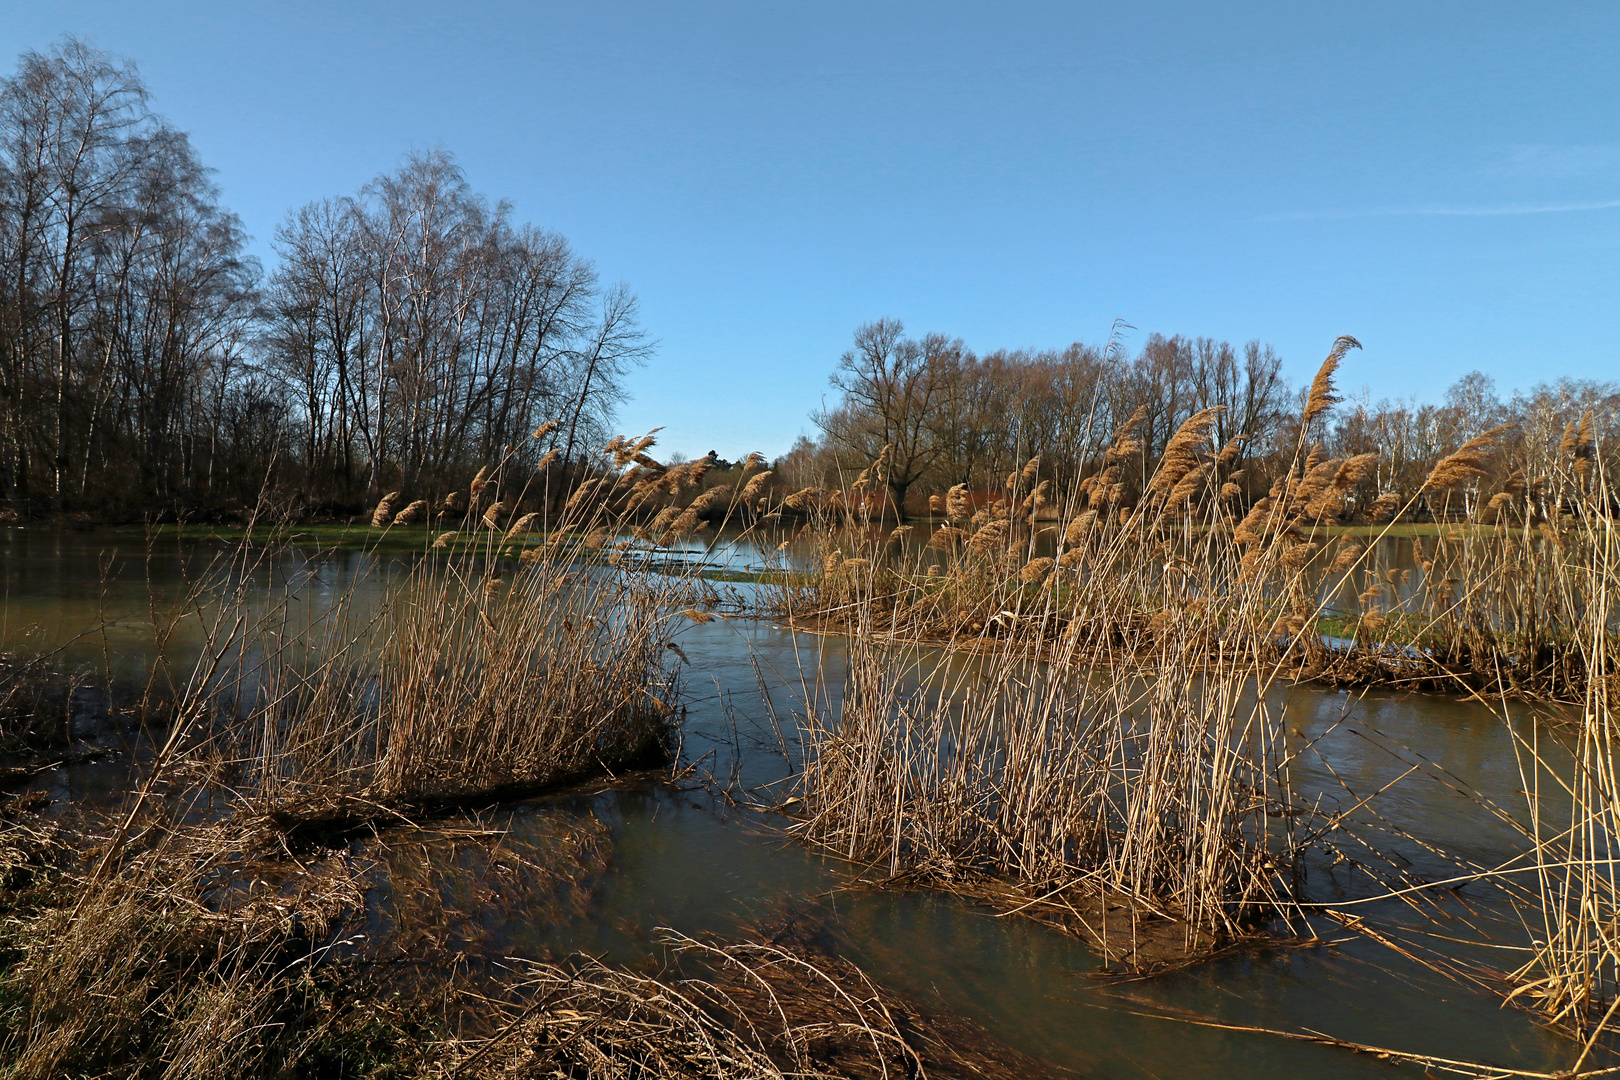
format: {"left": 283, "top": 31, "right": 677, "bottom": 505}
{"left": 0, "top": 525, "right": 1599, "bottom": 1077}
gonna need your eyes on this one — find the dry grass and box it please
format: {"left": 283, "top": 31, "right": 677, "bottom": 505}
{"left": 2, "top": 425, "right": 1073, "bottom": 1077}
{"left": 0, "top": 795, "right": 1051, "bottom": 1079}
{"left": 759, "top": 352, "right": 1616, "bottom": 999}
{"left": 777, "top": 398, "right": 1614, "bottom": 703}
{"left": 1488, "top": 455, "right": 1620, "bottom": 1051}
{"left": 0, "top": 654, "right": 75, "bottom": 761}
{"left": 792, "top": 596, "right": 1297, "bottom": 970}
{"left": 447, "top": 926, "right": 1052, "bottom": 1080}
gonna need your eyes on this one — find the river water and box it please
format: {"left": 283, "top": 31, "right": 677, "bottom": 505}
{"left": 0, "top": 526, "right": 1598, "bottom": 1077}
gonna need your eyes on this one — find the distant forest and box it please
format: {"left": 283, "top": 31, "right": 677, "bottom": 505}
{"left": 0, "top": 40, "right": 647, "bottom": 521}
{"left": 3, "top": 40, "right": 1615, "bottom": 526}
{"left": 787, "top": 318, "right": 1620, "bottom": 520}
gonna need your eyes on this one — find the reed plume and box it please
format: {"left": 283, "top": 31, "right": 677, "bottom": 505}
{"left": 649, "top": 506, "right": 682, "bottom": 535}
{"left": 1164, "top": 462, "right": 1212, "bottom": 508}
{"left": 1367, "top": 492, "right": 1402, "bottom": 523}
{"left": 1062, "top": 509, "right": 1097, "bottom": 546}
{"left": 1302, "top": 335, "right": 1361, "bottom": 429}
{"left": 470, "top": 466, "right": 490, "bottom": 499}
{"left": 1329, "top": 541, "right": 1363, "bottom": 573}
{"left": 481, "top": 501, "right": 508, "bottom": 528}
{"left": 1030, "top": 478, "right": 1053, "bottom": 514}
{"left": 1019, "top": 456, "right": 1041, "bottom": 487}
{"left": 565, "top": 477, "right": 604, "bottom": 514}
{"left": 629, "top": 452, "right": 665, "bottom": 475}
{"left": 391, "top": 499, "right": 428, "bottom": 526}
{"left": 851, "top": 444, "right": 891, "bottom": 489}
{"left": 1301, "top": 453, "right": 1374, "bottom": 521}
{"left": 501, "top": 512, "right": 540, "bottom": 544}
{"left": 783, "top": 487, "right": 819, "bottom": 512}
{"left": 531, "top": 418, "right": 558, "bottom": 440}
{"left": 1148, "top": 407, "right": 1224, "bottom": 497}
{"left": 1281, "top": 541, "right": 1318, "bottom": 569}
{"left": 1576, "top": 411, "right": 1595, "bottom": 453}
{"left": 1303, "top": 442, "right": 1326, "bottom": 476}
{"left": 1019, "top": 557, "right": 1054, "bottom": 584}
{"left": 670, "top": 508, "right": 702, "bottom": 536}
{"left": 945, "top": 483, "right": 971, "bottom": 522}
{"left": 1105, "top": 405, "right": 1148, "bottom": 462}
{"left": 370, "top": 492, "right": 401, "bottom": 528}
{"left": 967, "top": 519, "right": 1009, "bottom": 554}
{"left": 740, "top": 470, "right": 773, "bottom": 502}
{"left": 431, "top": 531, "right": 455, "bottom": 550}
{"left": 687, "top": 454, "right": 717, "bottom": 487}
{"left": 1215, "top": 434, "right": 1250, "bottom": 467}
{"left": 1088, "top": 466, "right": 1120, "bottom": 510}
{"left": 1232, "top": 496, "right": 1278, "bottom": 545}
{"left": 1333, "top": 452, "right": 1378, "bottom": 491}
{"left": 1423, "top": 423, "right": 1515, "bottom": 491}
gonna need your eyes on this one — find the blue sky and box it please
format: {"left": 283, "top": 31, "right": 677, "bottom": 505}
{"left": 5, "top": 2, "right": 1618, "bottom": 460}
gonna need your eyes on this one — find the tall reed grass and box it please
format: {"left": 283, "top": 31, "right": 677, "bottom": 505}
{"left": 779, "top": 375, "right": 1615, "bottom": 703}
{"left": 1498, "top": 454, "right": 1620, "bottom": 1051}
{"left": 774, "top": 342, "right": 1620, "bottom": 1056}
{"left": 0, "top": 428, "right": 765, "bottom": 1076}
{"left": 779, "top": 372, "right": 1351, "bottom": 967}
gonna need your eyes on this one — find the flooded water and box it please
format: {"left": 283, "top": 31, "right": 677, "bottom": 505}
{"left": 0, "top": 525, "right": 1597, "bottom": 1077}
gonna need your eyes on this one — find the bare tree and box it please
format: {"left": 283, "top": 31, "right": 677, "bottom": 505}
{"left": 1, "top": 42, "right": 651, "bottom": 519}
{"left": 814, "top": 319, "right": 960, "bottom": 518}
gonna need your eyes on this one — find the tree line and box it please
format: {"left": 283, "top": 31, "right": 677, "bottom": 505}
{"left": 0, "top": 39, "right": 646, "bottom": 520}
{"left": 792, "top": 319, "right": 1619, "bottom": 519}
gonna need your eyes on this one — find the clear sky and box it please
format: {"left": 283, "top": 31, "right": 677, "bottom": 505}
{"left": 4, "top": 2, "right": 1617, "bottom": 461}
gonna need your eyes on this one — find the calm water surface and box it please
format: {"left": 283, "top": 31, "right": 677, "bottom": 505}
{"left": 0, "top": 526, "right": 1595, "bottom": 1077}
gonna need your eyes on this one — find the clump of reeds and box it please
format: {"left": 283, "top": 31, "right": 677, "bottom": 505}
{"left": 1498, "top": 450, "right": 1620, "bottom": 1046}
{"left": 446, "top": 929, "right": 1051, "bottom": 1080}
{"left": 779, "top": 336, "right": 1616, "bottom": 703}
{"left": 210, "top": 522, "right": 687, "bottom": 813}
{"left": 0, "top": 816, "right": 367, "bottom": 1079}
{"left": 0, "top": 795, "right": 1042, "bottom": 1080}
{"left": 774, "top": 336, "right": 1522, "bottom": 971}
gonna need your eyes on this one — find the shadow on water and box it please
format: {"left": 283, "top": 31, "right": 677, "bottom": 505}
{"left": 0, "top": 525, "right": 1597, "bottom": 1077}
